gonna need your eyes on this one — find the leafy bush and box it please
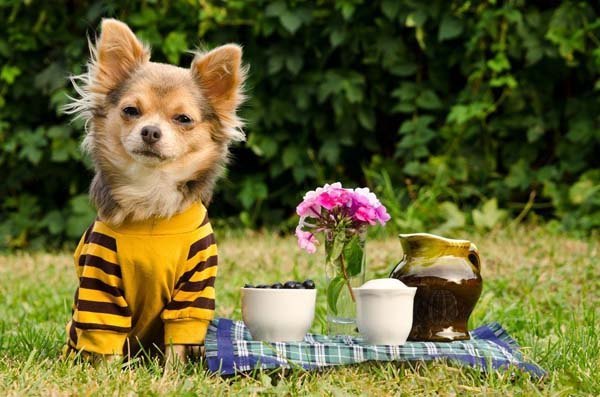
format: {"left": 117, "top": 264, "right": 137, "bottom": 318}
{"left": 1, "top": 0, "right": 599, "bottom": 249}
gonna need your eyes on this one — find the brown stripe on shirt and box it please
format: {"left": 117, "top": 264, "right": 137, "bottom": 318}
{"left": 69, "top": 321, "right": 78, "bottom": 345}
{"left": 71, "top": 288, "right": 79, "bottom": 315}
{"left": 165, "top": 296, "right": 215, "bottom": 311}
{"left": 187, "top": 233, "right": 216, "bottom": 259}
{"left": 199, "top": 213, "right": 210, "bottom": 227}
{"left": 77, "top": 300, "right": 132, "bottom": 317}
{"left": 88, "top": 232, "right": 117, "bottom": 251}
{"left": 73, "top": 321, "right": 130, "bottom": 333}
{"left": 79, "top": 277, "right": 125, "bottom": 297}
{"left": 83, "top": 224, "right": 94, "bottom": 244}
{"left": 79, "top": 254, "right": 122, "bottom": 277}
{"left": 178, "top": 276, "right": 216, "bottom": 292}
{"left": 175, "top": 255, "right": 218, "bottom": 289}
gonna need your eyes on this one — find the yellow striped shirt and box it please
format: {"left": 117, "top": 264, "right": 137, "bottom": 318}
{"left": 66, "top": 203, "right": 217, "bottom": 355}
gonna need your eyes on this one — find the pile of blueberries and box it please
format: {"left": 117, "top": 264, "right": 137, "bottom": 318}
{"left": 244, "top": 280, "right": 316, "bottom": 289}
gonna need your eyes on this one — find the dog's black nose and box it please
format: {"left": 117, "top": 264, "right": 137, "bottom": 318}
{"left": 141, "top": 126, "right": 162, "bottom": 144}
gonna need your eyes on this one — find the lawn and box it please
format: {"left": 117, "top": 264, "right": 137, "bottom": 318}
{"left": 0, "top": 226, "right": 598, "bottom": 396}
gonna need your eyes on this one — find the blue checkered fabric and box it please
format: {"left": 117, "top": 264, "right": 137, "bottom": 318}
{"left": 205, "top": 318, "right": 544, "bottom": 377}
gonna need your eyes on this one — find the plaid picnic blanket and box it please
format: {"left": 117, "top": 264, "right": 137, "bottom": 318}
{"left": 205, "top": 318, "right": 545, "bottom": 377}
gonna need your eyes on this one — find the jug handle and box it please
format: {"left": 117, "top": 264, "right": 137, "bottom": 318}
{"left": 468, "top": 243, "right": 481, "bottom": 271}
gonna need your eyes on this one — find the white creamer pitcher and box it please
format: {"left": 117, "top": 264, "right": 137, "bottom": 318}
{"left": 354, "top": 278, "right": 417, "bottom": 345}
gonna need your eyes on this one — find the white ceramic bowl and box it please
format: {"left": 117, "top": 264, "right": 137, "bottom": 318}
{"left": 355, "top": 279, "right": 417, "bottom": 345}
{"left": 241, "top": 288, "right": 317, "bottom": 342}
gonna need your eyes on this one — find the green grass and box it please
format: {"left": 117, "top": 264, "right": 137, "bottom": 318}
{"left": 0, "top": 226, "right": 598, "bottom": 396}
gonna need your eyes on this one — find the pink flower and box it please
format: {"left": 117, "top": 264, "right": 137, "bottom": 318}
{"left": 353, "top": 187, "right": 381, "bottom": 207}
{"left": 375, "top": 205, "right": 391, "bottom": 224}
{"left": 354, "top": 206, "right": 377, "bottom": 225}
{"left": 296, "top": 227, "right": 318, "bottom": 253}
{"left": 295, "top": 183, "right": 390, "bottom": 252}
{"left": 296, "top": 199, "right": 321, "bottom": 218}
{"left": 315, "top": 188, "right": 350, "bottom": 210}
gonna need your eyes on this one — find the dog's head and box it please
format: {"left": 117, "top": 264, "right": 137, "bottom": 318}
{"left": 64, "top": 19, "right": 246, "bottom": 223}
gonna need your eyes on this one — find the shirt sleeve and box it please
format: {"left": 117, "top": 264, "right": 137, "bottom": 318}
{"left": 70, "top": 227, "right": 131, "bottom": 355}
{"left": 161, "top": 218, "right": 218, "bottom": 345}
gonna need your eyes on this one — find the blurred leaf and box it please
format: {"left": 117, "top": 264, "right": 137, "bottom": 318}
{"left": 569, "top": 179, "right": 597, "bottom": 205}
{"left": 433, "top": 202, "right": 466, "bottom": 234}
{"left": 0, "top": 65, "right": 21, "bottom": 84}
{"left": 487, "top": 53, "right": 511, "bottom": 72}
{"left": 238, "top": 179, "right": 268, "bottom": 209}
{"left": 66, "top": 195, "right": 95, "bottom": 239}
{"left": 416, "top": 90, "right": 443, "bottom": 110}
{"left": 286, "top": 53, "right": 303, "bottom": 75}
{"left": 163, "top": 31, "right": 187, "bottom": 64}
{"left": 438, "top": 14, "right": 463, "bottom": 41}
{"left": 473, "top": 199, "right": 507, "bottom": 230}
{"left": 381, "top": 0, "right": 401, "bottom": 20}
{"left": 280, "top": 11, "right": 302, "bottom": 33}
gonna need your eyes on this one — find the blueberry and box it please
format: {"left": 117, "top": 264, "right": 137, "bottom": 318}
{"left": 256, "top": 284, "right": 268, "bottom": 289}
{"left": 283, "top": 281, "right": 296, "bottom": 289}
{"left": 271, "top": 282, "right": 283, "bottom": 289}
{"left": 244, "top": 284, "right": 254, "bottom": 288}
{"left": 302, "top": 279, "right": 315, "bottom": 289}
{"left": 293, "top": 282, "right": 305, "bottom": 289}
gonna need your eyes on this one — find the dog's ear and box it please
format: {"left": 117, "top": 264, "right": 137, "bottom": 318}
{"left": 191, "top": 44, "right": 245, "bottom": 114}
{"left": 93, "top": 19, "right": 150, "bottom": 93}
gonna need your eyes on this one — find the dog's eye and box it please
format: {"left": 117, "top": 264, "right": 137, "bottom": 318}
{"left": 174, "top": 114, "right": 193, "bottom": 124}
{"left": 122, "top": 106, "right": 140, "bottom": 117}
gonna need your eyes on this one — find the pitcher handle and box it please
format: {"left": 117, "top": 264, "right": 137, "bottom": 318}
{"left": 468, "top": 243, "right": 481, "bottom": 271}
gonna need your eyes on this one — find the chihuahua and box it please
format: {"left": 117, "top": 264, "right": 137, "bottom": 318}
{"left": 63, "top": 19, "right": 245, "bottom": 364}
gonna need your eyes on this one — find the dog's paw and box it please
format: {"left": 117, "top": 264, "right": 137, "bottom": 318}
{"left": 86, "top": 352, "right": 123, "bottom": 367}
{"left": 164, "top": 344, "right": 205, "bottom": 368}
{"left": 165, "top": 344, "right": 187, "bottom": 367}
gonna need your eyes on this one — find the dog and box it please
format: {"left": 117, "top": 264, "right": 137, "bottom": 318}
{"left": 62, "top": 19, "right": 246, "bottom": 364}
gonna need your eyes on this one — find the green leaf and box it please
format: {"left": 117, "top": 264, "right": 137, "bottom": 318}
{"left": 432, "top": 202, "right": 466, "bottom": 234}
{"left": 66, "top": 195, "right": 96, "bottom": 239}
{"left": 0, "top": 66, "right": 21, "bottom": 84}
{"left": 265, "top": 1, "right": 286, "bottom": 16}
{"left": 268, "top": 55, "right": 284, "bottom": 74}
{"left": 447, "top": 102, "right": 491, "bottom": 124}
{"left": 381, "top": 0, "right": 401, "bottom": 20}
{"left": 487, "top": 53, "right": 511, "bottom": 72}
{"left": 416, "top": 90, "right": 443, "bottom": 110}
{"left": 238, "top": 179, "right": 268, "bottom": 209}
{"left": 329, "top": 231, "right": 345, "bottom": 262}
{"left": 472, "top": 198, "right": 507, "bottom": 230}
{"left": 286, "top": 53, "right": 303, "bottom": 75}
{"left": 343, "top": 236, "right": 364, "bottom": 277}
{"left": 326, "top": 276, "right": 346, "bottom": 315}
{"left": 405, "top": 10, "right": 427, "bottom": 28}
{"left": 392, "top": 102, "right": 415, "bottom": 113}
{"left": 329, "top": 29, "right": 345, "bottom": 47}
{"left": 490, "top": 75, "right": 517, "bottom": 88}
{"left": 162, "top": 31, "right": 187, "bottom": 64}
{"left": 569, "top": 179, "right": 598, "bottom": 205}
{"left": 41, "top": 210, "right": 64, "bottom": 235}
{"left": 391, "top": 61, "right": 417, "bottom": 77}
{"left": 318, "top": 140, "right": 340, "bottom": 164}
{"left": 438, "top": 14, "right": 463, "bottom": 41}
{"left": 280, "top": 11, "right": 302, "bottom": 34}
{"left": 357, "top": 109, "right": 375, "bottom": 130}
{"left": 282, "top": 146, "right": 300, "bottom": 168}
{"left": 505, "top": 159, "right": 531, "bottom": 190}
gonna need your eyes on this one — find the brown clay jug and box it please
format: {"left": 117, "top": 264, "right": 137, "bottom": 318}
{"left": 389, "top": 233, "right": 482, "bottom": 341}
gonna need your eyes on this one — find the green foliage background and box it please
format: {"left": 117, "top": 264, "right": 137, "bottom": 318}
{"left": 0, "top": 0, "right": 599, "bottom": 249}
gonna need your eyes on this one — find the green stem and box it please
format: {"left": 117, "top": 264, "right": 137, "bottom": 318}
{"left": 339, "top": 253, "right": 355, "bottom": 302}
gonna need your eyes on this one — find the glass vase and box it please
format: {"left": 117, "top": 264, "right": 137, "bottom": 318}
{"left": 324, "top": 226, "right": 366, "bottom": 336}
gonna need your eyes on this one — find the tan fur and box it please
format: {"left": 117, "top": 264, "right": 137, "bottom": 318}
{"left": 63, "top": 19, "right": 246, "bottom": 225}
